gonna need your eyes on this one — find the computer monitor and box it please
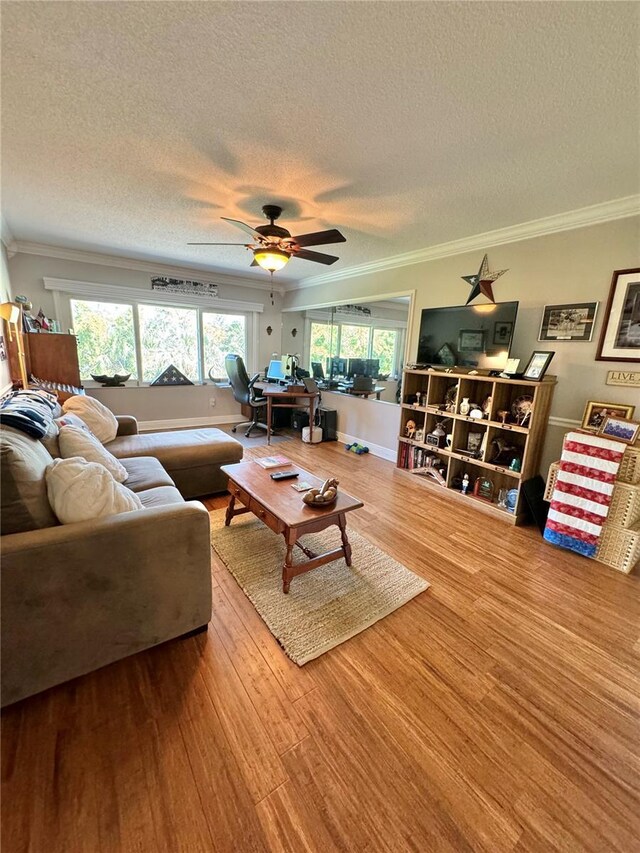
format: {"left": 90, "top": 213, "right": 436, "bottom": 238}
{"left": 347, "top": 358, "right": 366, "bottom": 378}
{"left": 311, "top": 362, "right": 325, "bottom": 381}
{"left": 364, "top": 359, "right": 380, "bottom": 379}
{"left": 266, "top": 359, "right": 286, "bottom": 382}
{"left": 329, "top": 356, "right": 347, "bottom": 377}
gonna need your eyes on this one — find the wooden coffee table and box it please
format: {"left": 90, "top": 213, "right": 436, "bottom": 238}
{"left": 221, "top": 462, "right": 364, "bottom": 593}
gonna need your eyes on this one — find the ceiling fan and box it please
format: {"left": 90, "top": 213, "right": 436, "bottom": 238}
{"left": 188, "top": 204, "right": 346, "bottom": 274}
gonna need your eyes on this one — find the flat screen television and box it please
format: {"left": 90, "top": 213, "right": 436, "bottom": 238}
{"left": 417, "top": 301, "right": 519, "bottom": 370}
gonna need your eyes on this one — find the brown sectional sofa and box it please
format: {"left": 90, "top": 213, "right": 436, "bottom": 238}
{"left": 0, "top": 415, "right": 243, "bottom": 707}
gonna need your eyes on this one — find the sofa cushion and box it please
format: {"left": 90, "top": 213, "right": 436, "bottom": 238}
{"left": 46, "top": 457, "right": 144, "bottom": 524}
{"left": 106, "top": 428, "right": 243, "bottom": 470}
{"left": 136, "top": 485, "right": 185, "bottom": 509}
{"left": 0, "top": 426, "right": 59, "bottom": 535}
{"left": 63, "top": 395, "right": 118, "bottom": 443}
{"left": 58, "top": 425, "right": 128, "bottom": 483}
{"left": 121, "top": 456, "right": 176, "bottom": 493}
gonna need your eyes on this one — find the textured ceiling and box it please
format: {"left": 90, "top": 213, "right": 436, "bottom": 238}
{"left": 2, "top": 1, "right": 638, "bottom": 284}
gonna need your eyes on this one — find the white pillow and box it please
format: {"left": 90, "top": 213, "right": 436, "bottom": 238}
{"left": 62, "top": 395, "right": 118, "bottom": 443}
{"left": 58, "top": 425, "right": 128, "bottom": 483}
{"left": 46, "top": 457, "right": 143, "bottom": 525}
{"left": 55, "top": 412, "right": 94, "bottom": 433}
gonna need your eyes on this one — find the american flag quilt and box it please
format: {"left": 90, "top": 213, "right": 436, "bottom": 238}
{"left": 543, "top": 431, "right": 626, "bottom": 557}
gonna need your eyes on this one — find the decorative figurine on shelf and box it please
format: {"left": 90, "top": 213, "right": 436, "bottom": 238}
{"left": 459, "top": 397, "right": 471, "bottom": 415}
{"left": 489, "top": 437, "right": 519, "bottom": 466}
{"left": 426, "top": 420, "right": 449, "bottom": 449}
{"left": 497, "top": 409, "right": 510, "bottom": 424}
{"left": 420, "top": 393, "right": 428, "bottom": 407}
{"left": 444, "top": 384, "right": 458, "bottom": 413}
{"left": 509, "top": 456, "right": 522, "bottom": 472}
{"left": 482, "top": 394, "right": 492, "bottom": 418}
{"left": 415, "top": 392, "right": 422, "bottom": 406}
{"left": 461, "top": 473, "right": 470, "bottom": 494}
{"left": 414, "top": 428, "right": 424, "bottom": 443}
{"left": 469, "top": 406, "right": 484, "bottom": 419}
{"left": 404, "top": 419, "right": 417, "bottom": 439}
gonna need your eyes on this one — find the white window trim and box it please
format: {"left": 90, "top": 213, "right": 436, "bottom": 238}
{"left": 46, "top": 277, "right": 262, "bottom": 385}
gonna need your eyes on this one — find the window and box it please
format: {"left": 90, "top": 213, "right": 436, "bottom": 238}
{"left": 71, "top": 299, "right": 137, "bottom": 379}
{"left": 309, "top": 322, "right": 334, "bottom": 368}
{"left": 340, "top": 324, "right": 370, "bottom": 359}
{"left": 138, "top": 305, "right": 199, "bottom": 382}
{"left": 202, "top": 312, "right": 246, "bottom": 379}
{"left": 372, "top": 328, "right": 398, "bottom": 375}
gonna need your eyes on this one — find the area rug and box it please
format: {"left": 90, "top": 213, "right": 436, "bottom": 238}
{"left": 209, "top": 508, "right": 429, "bottom": 665}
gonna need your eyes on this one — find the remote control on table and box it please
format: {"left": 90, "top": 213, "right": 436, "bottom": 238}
{"left": 270, "top": 471, "right": 299, "bottom": 481}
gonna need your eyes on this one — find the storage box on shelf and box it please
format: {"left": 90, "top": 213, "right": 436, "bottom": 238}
{"left": 398, "top": 368, "right": 556, "bottom": 525}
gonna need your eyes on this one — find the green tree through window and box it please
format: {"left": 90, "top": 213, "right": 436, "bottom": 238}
{"left": 340, "top": 324, "right": 370, "bottom": 358}
{"left": 71, "top": 299, "right": 137, "bottom": 379}
{"left": 309, "top": 322, "right": 334, "bottom": 370}
{"left": 203, "top": 312, "right": 246, "bottom": 379}
{"left": 372, "top": 328, "right": 397, "bottom": 375}
{"left": 138, "top": 305, "right": 198, "bottom": 382}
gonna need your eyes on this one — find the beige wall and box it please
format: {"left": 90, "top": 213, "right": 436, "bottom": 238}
{"left": 1, "top": 244, "right": 14, "bottom": 392}
{"left": 285, "top": 217, "right": 640, "bottom": 471}
{"left": 7, "top": 251, "right": 283, "bottom": 421}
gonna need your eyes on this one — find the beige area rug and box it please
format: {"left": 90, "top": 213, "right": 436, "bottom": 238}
{"left": 210, "top": 509, "right": 430, "bottom": 665}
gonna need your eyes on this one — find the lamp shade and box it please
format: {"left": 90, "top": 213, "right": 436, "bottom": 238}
{"left": 253, "top": 247, "right": 290, "bottom": 272}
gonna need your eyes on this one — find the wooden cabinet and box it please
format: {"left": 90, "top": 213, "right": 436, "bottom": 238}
{"left": 25, "top": 333, "right": 81, "bottom": 387}
{"left": 397, "top": 368, "right": 556, "bottom": 525}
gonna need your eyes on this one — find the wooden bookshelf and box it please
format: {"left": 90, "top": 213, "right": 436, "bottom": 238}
{"left": 397, "top": 368, "right": 556, "bottom": 525}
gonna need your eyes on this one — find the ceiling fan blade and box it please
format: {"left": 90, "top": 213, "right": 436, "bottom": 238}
{"left": 295, "top": 248, "right": 340, "bottom": 265}
{"left": 187, "top": 242, "right": 249, "bottom": 246}
{"left": 292, "top": 228, "right": 346, "bottom": 248}
{"left": 221, "top": 216, "right": 264, "bottom": 240}
{"left": 250, "top": 259, "right": 259, "bottom": 267}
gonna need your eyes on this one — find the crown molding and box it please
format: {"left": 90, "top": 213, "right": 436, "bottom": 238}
{"left": 1, "top": 217, "right": 16, "bottom": 253}
{"left": 288, "top": 195, "right": 640, "bottom": 291}
{"left": 10, "top": 240, "right": 288, "bottom": 295}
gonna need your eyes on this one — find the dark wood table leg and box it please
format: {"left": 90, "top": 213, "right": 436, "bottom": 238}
{"left": 282, "top": 527, "right": 296, "bottom": 593}
{"left": 267, "top": 397, "right": 273, "bottom": 445}
{"left": 337, "top": 513, "right": 352, "bottom": 565}
{"left": 224, "top": 495, "right": 236, "bottom": 526}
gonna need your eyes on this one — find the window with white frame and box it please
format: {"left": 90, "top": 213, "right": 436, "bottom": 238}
{"left": 70, "top": 296, "right": 250, "bottom": 383}
{"left": 309, "top": 322, "right": 334, "bottom": 368}
{"left": 371, "top": 328, "right": 398, "bottom": 375}
{"left": 71, "top": 299, "right": 138, "bottom": 379}
{"left": 307, "top": 317, "right": 403, "bottom": 377}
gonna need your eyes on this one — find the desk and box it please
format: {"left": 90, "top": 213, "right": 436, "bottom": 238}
{"left": 255, "top": 381, "right": 319, "bottom": 446}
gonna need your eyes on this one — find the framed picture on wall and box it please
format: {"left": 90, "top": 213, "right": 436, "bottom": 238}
{"left": 538, "top": 302, "right": 598, "bottom": 342}
{"left": 493, "top": 321, "right": 513, "bottom": 346}
{"left": 596, "top": 268, "right": 640, "bottom": 362}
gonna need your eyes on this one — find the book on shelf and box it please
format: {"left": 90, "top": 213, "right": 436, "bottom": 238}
{"left": 254, "top": 455, "right": 292, "bottom": 469}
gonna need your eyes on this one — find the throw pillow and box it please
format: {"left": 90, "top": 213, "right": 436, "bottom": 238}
{"left": 0, "top": 425, "right": 58, "bottom": 535}
{"left": 58, "top": 424, "right": 128, "bottom": 483}
{"left": 62, "top": 395, "right": 118, "bottom": 443}
{"left": 46, "top": 457, "right": 143, "bottom": 524}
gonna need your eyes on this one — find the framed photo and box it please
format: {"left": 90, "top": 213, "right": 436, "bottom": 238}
{"left": 458, "top": 329, "right": 485, "bottom": 352}
{"left": 538, "top": 302, "right": 598, "bottom": 342}
{"left": 599, "top": 416, "right": 640, "bottom": 445}
{"left": 522, "top": 350, "right": 554, "bottom": 381}
{"left": 596, "top": 268, "right": 640, "bottom": 362}
{"left": 581, "top": 400, "right": 635, "bottom": 432}
{"left": 493, "top": 321, "right": 513, "bottom": 346}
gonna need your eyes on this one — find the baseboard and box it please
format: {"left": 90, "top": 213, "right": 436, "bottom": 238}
{"left": 548, "top": 416, "right": 581, "bottom": 429}
{"left": 138, "top": 414, "right": 245, "bottom": 432}
{"left": 337, "top": 430, "right": 397, "bottom": 462}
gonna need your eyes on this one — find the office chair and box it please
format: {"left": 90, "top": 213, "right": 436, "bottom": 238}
{"left": 224, "top": 354, "right": 269, "bottom": 438}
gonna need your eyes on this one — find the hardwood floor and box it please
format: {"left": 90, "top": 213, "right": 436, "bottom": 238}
{"left": 2, "top": 437, "right": 639, "bottom": 852}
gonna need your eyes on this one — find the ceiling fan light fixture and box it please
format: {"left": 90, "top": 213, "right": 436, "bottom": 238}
{"left": 253, "top": 247, "right": 290, "bottom": 272}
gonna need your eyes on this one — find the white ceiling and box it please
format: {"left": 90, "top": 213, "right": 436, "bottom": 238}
{"left": 2, "top": 2, "right": 638, "bottom": 285}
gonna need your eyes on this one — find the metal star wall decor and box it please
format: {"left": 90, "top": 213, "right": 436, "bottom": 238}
{"left": 462, "top": 254, "right": 509, "bottom": 305}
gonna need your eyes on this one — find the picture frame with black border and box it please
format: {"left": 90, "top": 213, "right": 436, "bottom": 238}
{"left": 599, "top": 416, "right": 640, "bottom": 445}
{"left": 493, "top": 321, "right": 513, "bottom": 346}
{"left": 522, "top": 350, "right": 554, "bottom": 381}
{"left": 538, "top": 302, "right": 598, "bottom": 342}
{"left": 458, "top": 329, "right": 485, "bottom": 353}
{"left": 596, "top": 268, "right": 640, "bottom": 363}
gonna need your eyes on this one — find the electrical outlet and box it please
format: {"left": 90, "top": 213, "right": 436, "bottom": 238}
{"left": 209, "top": 397, "right": 216, "bottom": 408}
